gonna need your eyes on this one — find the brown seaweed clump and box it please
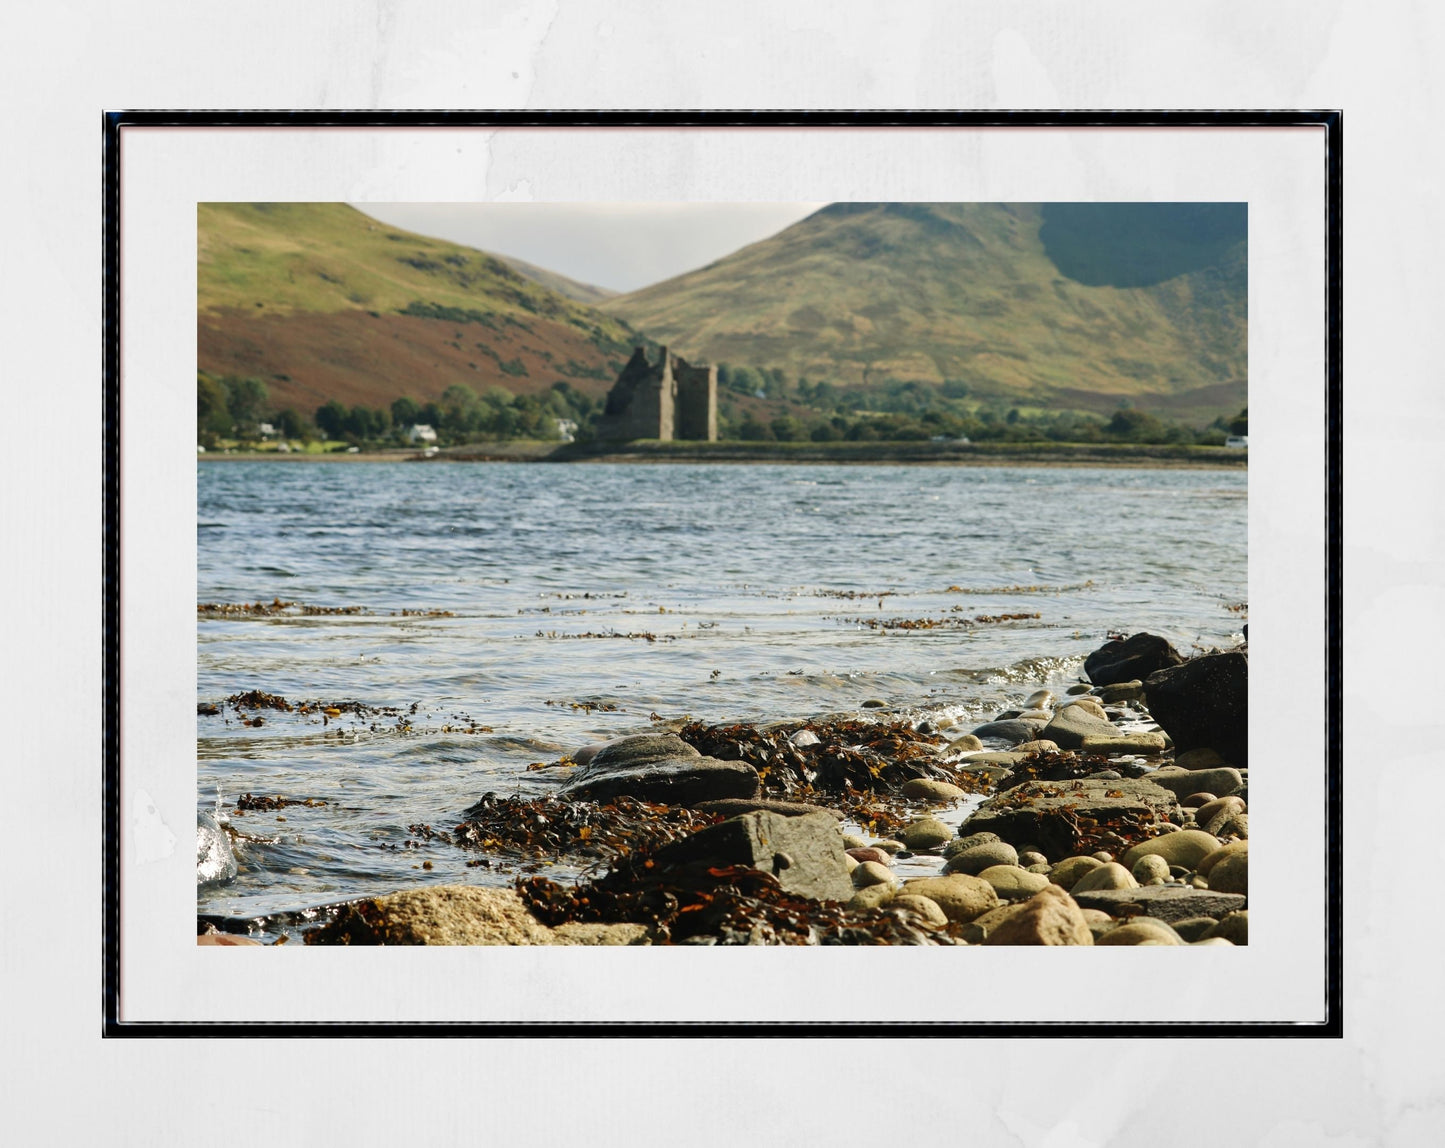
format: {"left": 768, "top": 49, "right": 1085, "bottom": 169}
{"left": 677, "top": 717, "right": 955, "bottom": 796}
{"left": 518, "top": 858, "right": 959, "bottom": 946}
{"left": 452, "top": 794, "right": 724, "bottom": 863}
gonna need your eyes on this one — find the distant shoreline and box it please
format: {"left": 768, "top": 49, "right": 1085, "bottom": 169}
{"left": 199, "top": 441, "right": 1248, "bottom": 469}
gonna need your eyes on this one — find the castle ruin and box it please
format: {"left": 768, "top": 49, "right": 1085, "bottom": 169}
{"left": 594, "top": 346, "right": 718, "bottom": 442}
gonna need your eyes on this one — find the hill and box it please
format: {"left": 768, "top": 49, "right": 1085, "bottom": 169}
{"left": 494, "top": 254, "right": 618, "bottom": 305}
{"left": 602, "top": 202, "right": 1246, "bottom": 423}
{"left": 197, "top": 203, "right": 642, "bottom": 414}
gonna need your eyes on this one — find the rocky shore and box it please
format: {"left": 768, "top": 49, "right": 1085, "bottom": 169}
{"left": 203, "top": 630, "right": 1248, "bottom": 947}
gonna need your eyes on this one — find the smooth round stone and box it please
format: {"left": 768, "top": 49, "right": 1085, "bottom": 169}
{"left": 900, "top": 778, "right": 967, "bottom": 803}
{"left": 1182, "top": 792, "right": 1217, "bottom": 808}
{"left": 1018, "top": 850, "right": 1048, "bottom": 868}
{"left": 1171, "top": 916, "right": 1221, "bottom": 943}
{"left": 870, "top": 838, "right": 906, "bottom": 855}
{"left": 1091, "top": 851, "right": 1114, "bottom": 863}
{"left": 846, "top": 847, "right": 891, "bottom": 866}
{"left": 1025, "top": 863, "right": 1052, "bottom": 874}
{"left": 949, "top": 734, "right": 984, "bottom": 752}
{"left": 1123, "top": 829, "right": 1222, "bottom": 871}
{"left": 852, "top": 861, "right": 897, "bottom": 889}
{"left": 1095, "top": 919, "right": 1185, "bottom": 946}
{"left": 943, "top": 841, "right": 1019, "bottom": 876}
{"left": 943, "top": 831, "right": 999, "bottom": 858}
{"left": 979, "top": 865, "right": 1050, "bottom": 901}
{"left": 1091, "top": 769, "right": 1122, "bottom": 781}
{"left": 1014, "top": 739, "right": 1061, "bottom": 755}
{"left": 1202, "top": 910, "right": 1248, "bottom": 945}
{"left": 1016, "top": 708, "right": 1052, "bottom": 721}
{"left": 900, "top": 874, "right": 1001, "bottom": 923}
{"left": 861, "top": 698, "right": 888, "bottom": 709}
{"left": 1208, "top": 850, "right": 1249, "bottom": 894}
{"left": 1191, "top": 936, "right": 1235, "bottom": 945}
{"left": 1059, "top": 696, "right": 1108, "bottom": 720}
{"left": 1149, "top": 766, "right": 1244, "bottom": 800}
{"left": 848, "top": 884, "right": 896, "bottom": 912}
{"left": 1196, "top": 795, "right": 1246, "bottom": 822}
{"left": 1065, "top": 683, "right": 1094, "bottom": 695}
{"left": 1197, "top": 839, "right": 1248, "bottom": 877}
{"left": 844, "top": 854, "right": 859, "bottom": 873}
{"left": 1131, "top": 854, "right": 1171, "bottom": 884}
{"left": 1094, "top": 680, "right": 1144, "bottom": 702}
{"left": 1049, "top": 856, "right": 1103, "bottom": 888}
{"left": 889, "top": 894, "right": 948, "bottom": 926}
{"left": 789, "top": 729, "right": 821, "bottom": 747}
{"left": 1071, "top": 862, "right": 1139, "bottom": 893}
{"left": 900, "top": 817, "right": 952, "bottom": 850}
{"left": 841, "top": 833, "right": 870, "bottom": 851}
{"left": 971, "top": 718, "right": 1045, "bottom": 744}
{"left": 1024, "top": 689, "right": 1055, "bottom": 710}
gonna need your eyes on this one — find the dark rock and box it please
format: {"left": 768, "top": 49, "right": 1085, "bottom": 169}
{"left": 971, "top": 718, "right": 1046, "bottom": 744}
{"left": 560, "top": 733, "right": 759, "bottom": 804}
{"left": 1069, "top": 884, "right": 1247, "bottom": 923}
{"left": 691, "top": 798, "right": 844, "bottom": 820}
{"left": 651, "top": 810, "right": 854, "bottom": 902}
{"left": 959, "top": 777, "right": 1178, "bottom": 861}
{"left": 1144, "top": 650, "right": 1248, "bottom": 766}
{"left": 1084, "top": 633, "right": 1184, "bottom": 686}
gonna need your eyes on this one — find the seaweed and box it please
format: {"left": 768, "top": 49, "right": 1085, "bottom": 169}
{"left": 452, "top": 794, "right": 723, "bottom": 862}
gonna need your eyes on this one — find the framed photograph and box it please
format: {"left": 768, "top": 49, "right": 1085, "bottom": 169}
{"left": 105, "top": 111, "right": 1340, "bottom": 1032}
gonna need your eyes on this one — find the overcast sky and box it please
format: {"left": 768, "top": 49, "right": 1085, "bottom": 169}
{"left": 353, "top": 202, "right": 825, "bottom": 294}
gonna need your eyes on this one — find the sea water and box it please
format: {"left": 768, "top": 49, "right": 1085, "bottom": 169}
{"left": 196, "top": 461, "right": 1246, "bottom": 925}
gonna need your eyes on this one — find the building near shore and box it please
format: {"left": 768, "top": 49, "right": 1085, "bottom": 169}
{"left": 595, "top": 346, "right": 717, "bottom": 441}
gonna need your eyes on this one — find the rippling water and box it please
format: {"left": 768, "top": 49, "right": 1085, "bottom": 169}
{"left": 197, "top": 460, "right": 1246, "bottom": 924}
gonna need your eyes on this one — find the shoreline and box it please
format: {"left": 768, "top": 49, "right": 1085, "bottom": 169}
{"left": 200, "top": 440, "right": 1249, "bottom": 469}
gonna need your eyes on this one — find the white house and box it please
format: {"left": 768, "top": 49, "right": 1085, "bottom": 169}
{"left": 408, "top": 424, "right": 438, "bottom": 444}
{"left": 556, "top": 418, "right": 578, "bottom": 443}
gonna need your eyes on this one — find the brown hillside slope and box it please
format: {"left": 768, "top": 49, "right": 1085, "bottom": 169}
{"left": 198, "top": 203, "right": 639, "bottom": 413}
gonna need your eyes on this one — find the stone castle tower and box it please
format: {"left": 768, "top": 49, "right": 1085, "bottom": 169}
{"left": 595, "top": 346, "right": 718, "bottom": 442}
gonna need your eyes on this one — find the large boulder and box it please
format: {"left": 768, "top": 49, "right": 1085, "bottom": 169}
{"left": 559, "top": 733, "right": 760, "bottom": 804}
{"left": 1084, "top": 633, "right": 1184, "bottom": 686}
{"left": 959, "top": 777, "right": 1178, "bottom": 860}
{"left": 1143, "top": 650, "right": 1248, "bottom": 766}
{"left": 305, "top": 886, "right": 561, "bottom": 945}
{"left": 651, "top": 810, "right": 855, "bottom": 902}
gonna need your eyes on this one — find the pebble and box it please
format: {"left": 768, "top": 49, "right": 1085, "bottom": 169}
{"left": 983, "top": 885, "right": 1095, "bottom": 946}
{"left": 1092, "top": 769, "right": 1122, "bottom": 780}
{"left": 1096, "top": 920, "right": 1185, "bottom": 946}
{"left": 972, "top": 719, "right": 1046, "bottom": 745}
{"left": 1197, "top": 839, "right": 1248, "bottom": 877}
{"left": 949, "top": 733, "right": 984, "bottom": 752}
{"left": 1016, "top": 708, "right": 1052, "bottom": 721}
{"left": 1049, "top": 856, "right": 1103, "bottom": 888}
{"left": 1145, "top": 766, "right": 1243, "bottom": 799}
{"left": 1013, "top": 739, "right": 1060, "bottom": 755}
{"left": 841, "top": 833, "right": 870, "bottom": 850}
{"left": 870, "top": 838, "right": 906, "bottom": 854}
{"left": 789, "top": 729, "right": 821, "bottom": 747}
{"left": 1094, "top": 680, "right": 1145, "bottom": 702}
{"left": 1176, "top": 747, "right": 1230, "bottom": 769}
{"left": 1091, "top": 851, "right": 1114, "bottom": 863}
{"left": 900, "top": 874, "right": 1001, "bottom": 923}
{"left": 844, "top": 854, "right": 859, "bottom": 872}
{"left": 1191, "top": 936, "right": 1235, "bottom": 945}
{"left": 846, "top": 847, "right": 891, "bottom": 866}
{"left": 1026, "top": 863, "right": 1052, "bottom": 874}
{"left": 1202, "top": 910, "right": 1248, "bottom": 945}
{"left": 1024, "top": 689, "right": 1055, "bottom": 709}
{"left": 1070, "top": 862, "right": 1139, "bottom": 893}
{"left": 900, "top": 778, "right": 967, "bottom": 803}
{"left": 1207, "top": 850, "right": 1249, "bottom": 894}
{"left": 1131, "top": 854, "right": 1172, "bottom": 884}
{"left": 861, "top": 698, "right": 888, "bottom": 709}
{"left": 851, "top": 861, "right": 897, "bottom": 889}
{"left": 889, "top": 894, "right": 948, "bottom": 926}
{"left": 979, "top": 865, "right": 1051, "bottom": 901}
{"left": 944, "top": 831, "right": 1001, "bottom": 858}
{"left": 1197, "top": 796, "right": 1247, "bottom": 836}
{"left": 1182, "top": 792, "right": 1217, "bottom": 807}
{"left": 847, "top": 884, "right": 896, "bottom": 912}
{"left": 1017, "top": 850, "right": 1048, "bottom": 868}
{"left": 943, "top": 841, "right": 1020, "bottom": 876}
{"left": 1123, "top": 829, "right": 1222, "bottom": 871}
{"left": 900, "top": 817, "right": 952, "bottom": 850}
{"left": 1065, "top": 682, "right": 1093, "bottom": 695}
{"left": 1171, "top": 916, "right": 1221, "bottom": 943}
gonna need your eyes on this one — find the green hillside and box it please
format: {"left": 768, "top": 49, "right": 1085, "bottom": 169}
{"left": 197, "top": 203, "right": 642, "bottom": 416}
{"left": 603, "top": 202, "right": 1246, "bottom": 422}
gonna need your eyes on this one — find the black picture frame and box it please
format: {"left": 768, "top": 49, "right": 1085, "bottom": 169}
{"left": 103, "top": 108, "right": 1341, "bottom": 1037}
